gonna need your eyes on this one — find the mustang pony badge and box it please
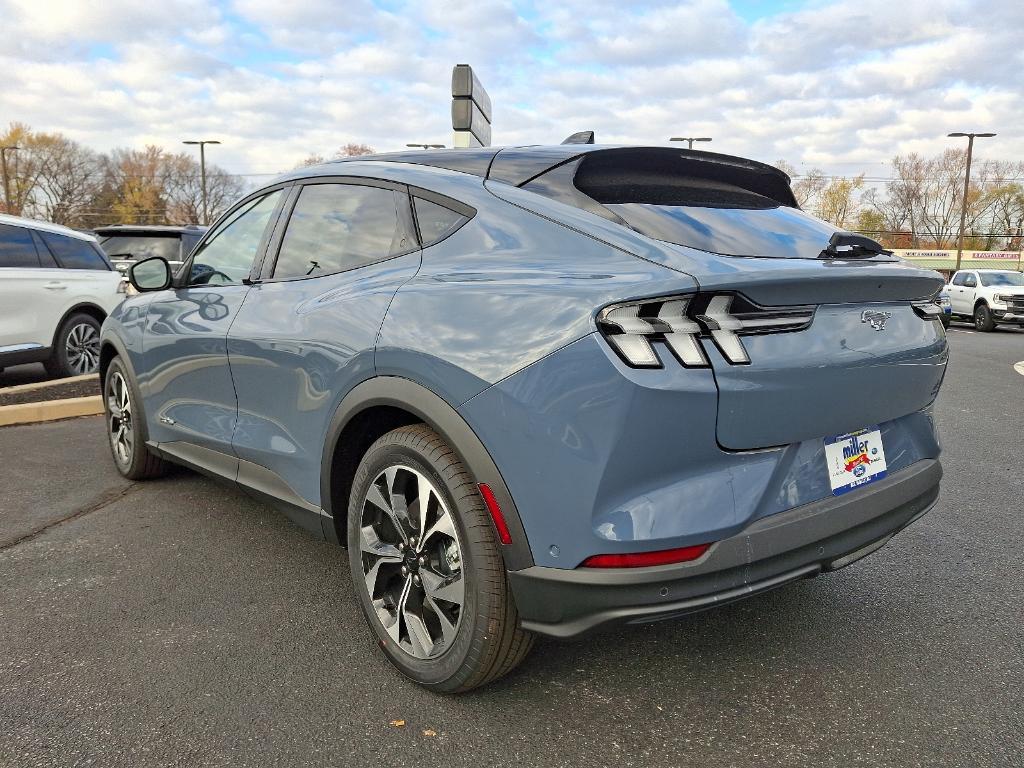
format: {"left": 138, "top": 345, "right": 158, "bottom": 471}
{"left": 861, "top": 310, "right": 892, "bottom": 331}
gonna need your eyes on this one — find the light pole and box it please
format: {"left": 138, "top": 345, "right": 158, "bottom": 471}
{"left": 670, "top": 137, "right": 712, "bottom": 150}
{"left": 182, "top": 139, "right": 221, "bottom": 225}
{"left": 406, "top": 143, "right": 445, "bottom": 150}
{"left": 1, "top": 145, "right": 20, "bottom": 215}
{"left": 948, "top": 132, "right": 996, "bottom": 271}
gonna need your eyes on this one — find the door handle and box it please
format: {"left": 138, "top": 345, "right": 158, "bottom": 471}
{"left": 44, "top": 282, "right": 67, "bottom": 290}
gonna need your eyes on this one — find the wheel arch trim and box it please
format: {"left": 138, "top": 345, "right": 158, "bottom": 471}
{"left": 321, "top": 376, "right": 535, "bottom": 571}
{"left": 50, "top": 303, "right": 109, "bottom": 349}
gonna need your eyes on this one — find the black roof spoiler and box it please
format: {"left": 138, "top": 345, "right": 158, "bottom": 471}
{"left": 325, "top": 145, "right": 797, "bottom": 207}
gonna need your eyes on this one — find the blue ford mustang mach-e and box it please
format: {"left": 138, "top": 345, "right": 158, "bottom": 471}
{"left": 100, "top": 146, "right": 947, "bottom": 692}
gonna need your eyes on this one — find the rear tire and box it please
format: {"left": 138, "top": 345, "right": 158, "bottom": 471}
{"left": 46, "top": 313, "right": 102, "bottom": 378}
{"left": 974, "top": 304, "right": 996, "bottom": 332}
{"left": 103, "top": 357, "right": 167, "bottom": 480}
{"left": 347, "top": 424, "right": 533, "bottom": 693}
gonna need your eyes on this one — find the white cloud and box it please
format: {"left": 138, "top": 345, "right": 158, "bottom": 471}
{"left": 0, "top": 0, "right": 1020, "bottom": 183}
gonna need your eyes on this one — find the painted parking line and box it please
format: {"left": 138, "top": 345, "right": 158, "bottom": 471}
{"left": 1014, "top": 361, "right": 1024, "bottom": 377}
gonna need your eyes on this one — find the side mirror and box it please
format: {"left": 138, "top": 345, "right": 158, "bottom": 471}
{"left": 128, "top": 256, "right": 172, "bottom": 292}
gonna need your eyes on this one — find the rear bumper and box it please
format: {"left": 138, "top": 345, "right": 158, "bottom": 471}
{"left": 508, "top": 458, "right": 941, "bottom": 639}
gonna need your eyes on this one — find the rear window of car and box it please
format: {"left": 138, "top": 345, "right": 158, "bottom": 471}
{"left": 41, "top": 232, "right": 111, "bottom": 270}
{"left": 603, "top": 201, "right": 842, "bottom": 260}
{"left": 98, "top": 234, "right": 181, "bottom": 262}
{"left": 0, "top": 223, "right": 39, "bottom": 268}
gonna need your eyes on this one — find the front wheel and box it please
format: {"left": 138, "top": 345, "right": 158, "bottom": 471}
{"left": 347, "top": 424, "right": 533, "bottom": 693}
{"left": 104, "top": 357, "right": 167, "bottom": 480}
{"left": 974, "top": 304, "right": 996, "bottom": 332}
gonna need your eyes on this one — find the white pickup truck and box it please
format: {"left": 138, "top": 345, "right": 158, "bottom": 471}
{"left": 946, "top": 269, "right": 1024, "bottom": 331}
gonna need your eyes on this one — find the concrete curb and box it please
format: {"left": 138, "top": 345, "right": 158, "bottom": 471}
{"left": 0, "top": 395, "right": 104, "bottom": 427}
{"left": 0, "top": 372, "right": 99, "bottom": 396}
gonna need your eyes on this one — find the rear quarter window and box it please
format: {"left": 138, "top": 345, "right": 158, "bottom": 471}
{"left": 413, "top": 197, "right": 469, "bottom": 247}
{"left": 41, "top": 232, "right": 111, "bottom": 270}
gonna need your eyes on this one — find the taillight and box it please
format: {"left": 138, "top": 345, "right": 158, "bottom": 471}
{"left": 580, "top": 543, "right": 713, "bottom": 568}
{"left": 597, "top": 293, "right": 814, "bottom": 369}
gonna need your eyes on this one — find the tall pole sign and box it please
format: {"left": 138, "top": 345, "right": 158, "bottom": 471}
{"left": 451, "top": 65, "right": 492, "bottom": 148}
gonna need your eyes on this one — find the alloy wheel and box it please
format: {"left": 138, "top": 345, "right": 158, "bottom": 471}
{"left": 106, "top": 371, "right": 134, "bottom": 466}
{"left": 359, "top": 464, "right": 465, "bottom": 659}
{"left": 66, "top": 322, "right": 100, "bottom": 374}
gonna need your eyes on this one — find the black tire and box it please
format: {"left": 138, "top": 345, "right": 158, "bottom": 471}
{"left": 45, "top": 312, "right": 102, "bottom": 378}
{"left": 974, "top": 304, "right": 996, "bottom": 332}
{"left": 347, "top": 424, "right": 533, "bottom": 693}
{"left": 103, "top": 356, "right": 167, "bottom": 480}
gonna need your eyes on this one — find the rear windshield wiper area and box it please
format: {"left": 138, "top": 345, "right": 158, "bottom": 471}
{"left": 818, "top": 232, "right": 892, "bottom": 260}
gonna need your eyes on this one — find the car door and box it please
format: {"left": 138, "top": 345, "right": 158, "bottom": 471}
{"left": 948, "top": 272, "right": 967, "bottom": 314}
{"left": 0, "top": 223, "right": 56, "bottom": 352}
{"left": 226, "top": 178, "right": 421, "bottom": 513}
{"left": 141, "top": 188, "right": 286, "bottom": 460}
{"left": 37, "top": 230, "right": 124, "bottom": 316}
{"left": 958, "top": 272, "right": 978, "bottom": 313}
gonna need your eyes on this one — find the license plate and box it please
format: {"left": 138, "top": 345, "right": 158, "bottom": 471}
{"left": 824, "top": 427, "right": 887, "bottom": 496}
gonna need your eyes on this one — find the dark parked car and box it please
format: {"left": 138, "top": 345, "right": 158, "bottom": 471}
{"left": 99, "top": 146, "right": 947, "bottom": 692}
{"left": 94, "top": 224, "right": 207, "bottom": 276}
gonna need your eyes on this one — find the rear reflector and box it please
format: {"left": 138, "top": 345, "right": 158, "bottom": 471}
{"left": 478, "top": 483, "right": 513, "bottom": 545}
{"left": 580, "top": 543, "right": 712, "bottom": 568}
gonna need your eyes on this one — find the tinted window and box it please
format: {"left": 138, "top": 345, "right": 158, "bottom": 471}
{"left": 414, "top": 197, "right": 467, "bottom": 247}
{"left": 99, "top": 234, "right": 181, "bottom": 262}
{"left": 605, "top": 202, "right": 841, "bottom": 259}
{"left": 189, "top": 190, "right": 282, "bottom": 285}
{"left": 963, "top": 273, "right": 977, "bottom": 288}
{"left": 31, "top": 231, "right": 58, "bottom": 268}
{"left": 41, "top": 232, "right": 109, "bottom": 270}
{"left": 979, "top": 271, "right": 1024, "bottom": 287}
{"left": 0, "top": 224, "right": 39, "bottom": 268}
{"left": 272, "top": 184, "right": 405, "bottom": 279}
{"left": 950, "top": 272, "right": 966, "bottom": 286}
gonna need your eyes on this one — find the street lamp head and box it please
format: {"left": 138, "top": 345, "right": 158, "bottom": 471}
{"left": 976, "top": 133, "right": 997, "bottom": 138}
{"left": 182, "top": 139, "right": 221, "bottom": 145}
{"left": 947, "top": 132, "right": 996, "bottom": 139}
{"left": 947, "top": 132, "right": 968, "bottom": 138}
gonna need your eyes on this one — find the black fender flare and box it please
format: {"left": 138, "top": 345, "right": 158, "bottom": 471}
{"left": 320, "top": 376, "right": 534, "bottom": 571}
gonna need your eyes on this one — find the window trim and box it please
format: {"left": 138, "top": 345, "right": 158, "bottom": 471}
{"left": 257, "top": 176, "right": 419, "bottom": 284}
{"left": 175, "top": 182, "right": 293, "bottom": 289}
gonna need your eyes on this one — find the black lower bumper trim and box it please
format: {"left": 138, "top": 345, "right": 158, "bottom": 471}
{"left": 509, "top": 458, "right": 941, "bottom": 639}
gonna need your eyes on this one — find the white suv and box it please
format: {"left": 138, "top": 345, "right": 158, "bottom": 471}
{"left": 0, "top": 214, "right": 126, "bottom": 377}
{"left": 947, "top": 269, "right": 1024, "bottom": 331}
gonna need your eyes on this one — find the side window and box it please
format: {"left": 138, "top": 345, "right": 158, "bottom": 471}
{"left": 0, "top": 224, "right": 40, "bottom": 268}
{"left": 272, "top": 184, "right": 406, "bottom": 280}
{"left": 413, "top": 197, "right": 468, "bottom": 247}
{"left": 31, "top": 231, "right": 59, "bottom": 268}
{"left": 963, "top": 273, "right": 977, "bottom": 288}
{"left": 189, "top": 190, "right": 282, "bottom": 286}
{"left": 950, "top": 272, "right": 964, "bottom": 286}
{"left": 40, "top": 232, "right": 109, "bottom": 270}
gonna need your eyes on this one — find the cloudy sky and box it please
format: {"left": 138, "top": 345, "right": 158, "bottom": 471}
{"left": 1, "top": 0, "right": 1020, "bottom": 183}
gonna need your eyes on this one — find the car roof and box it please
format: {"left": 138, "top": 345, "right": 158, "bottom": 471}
{"left": 0, "top": 212, "right": 98, "bottom": 242}
{"left": 281, "top": 145, "right": 798, "bottom": 207}
{"left": 93, "top": 224, "right": 207, "bottom": 234}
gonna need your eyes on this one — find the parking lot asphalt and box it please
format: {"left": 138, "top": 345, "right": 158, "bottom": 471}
{"left": 1, "top": 327, "right": 1022, "bottom": 768}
